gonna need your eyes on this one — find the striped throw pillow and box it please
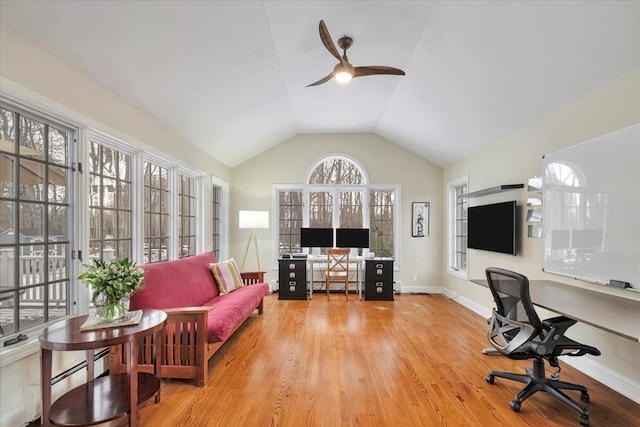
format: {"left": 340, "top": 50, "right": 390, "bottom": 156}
{"left": 210, "top": 258, "right": 244, "bottom": 294}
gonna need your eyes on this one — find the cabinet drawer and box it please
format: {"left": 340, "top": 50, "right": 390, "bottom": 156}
{"left": 365, "top": 262, "right": 393, "bottom": 281}
{"left": 364, "top": 280, "right": 394, "bottom": 301}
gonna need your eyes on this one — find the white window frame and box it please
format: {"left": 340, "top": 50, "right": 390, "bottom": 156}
{"left": 447, "top": 176, "right": 468, "bottom": 280}
{"left": 211, "top": 175, "right": 229, "bottom": 261}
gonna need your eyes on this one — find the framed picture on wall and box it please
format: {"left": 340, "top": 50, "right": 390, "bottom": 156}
{"left": 412, "top": 202, "right": 429, "bottom": 237}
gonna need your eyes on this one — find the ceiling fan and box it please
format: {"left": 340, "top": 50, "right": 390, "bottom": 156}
{"left": 307, "top": 20, "right": 406, "bottom": 87}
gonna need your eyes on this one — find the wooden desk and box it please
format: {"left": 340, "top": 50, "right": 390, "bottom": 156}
{"left": 39, "top": 309, "right": 167, "bottom": 426}
{"left": 471, "top": 279, "right": 640, "bottom": 343}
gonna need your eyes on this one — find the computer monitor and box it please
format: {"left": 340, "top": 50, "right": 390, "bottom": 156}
{"left": 336, "top": 228, "right": 369, "bottom": 248}
{"left": 300, "top": 228, "right": 334, "bottom": 248}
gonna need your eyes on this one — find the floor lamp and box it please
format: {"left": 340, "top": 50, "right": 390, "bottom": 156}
{"left": 239, "top": 210, "right": 269, "bottom": 272}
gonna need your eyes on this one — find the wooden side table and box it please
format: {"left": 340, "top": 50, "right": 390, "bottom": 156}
{"left": 39, "top": 309, "right": 167, "bottom": 427}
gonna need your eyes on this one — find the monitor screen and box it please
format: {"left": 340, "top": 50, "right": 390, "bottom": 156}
{"left": 300, "top": 228, "right": 334, "bottom": 248}
{"left": 336, "top": 228, "right": 370, "bottom": 248}
{"left": 467, "top": 201, "right": 517, "bottom": 255}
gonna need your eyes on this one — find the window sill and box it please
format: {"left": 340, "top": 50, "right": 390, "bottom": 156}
{"left": 0, "top": 335, "right": 40, "bottom": 367}
{"left": 448, "top": 268, "right": 468, "bottom": 281}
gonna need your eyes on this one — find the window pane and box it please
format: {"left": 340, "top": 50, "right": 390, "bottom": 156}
{"left": 48, "top": 126, "right": 67, "bottom": 165}
{"left": 178, "top": 175, "right": 196, "bottom": 258}
{"left": 278, "top": 190, "right": 303, "bottom": 256}
{"left": 212, "top": 184, "right": 222, "bottom": 259}
{"left": 88, "top": 140, "right": 132, "bottom": 261}
{"left": 369, "top": 190, "right": 394, "bottom": 258}
{"left": 144, "top": 162, "right": 170, "bottom": 263}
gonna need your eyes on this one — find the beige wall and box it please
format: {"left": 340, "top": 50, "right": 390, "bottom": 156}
{"left": 443, "top": 68, "right": 640, "bottom": 389}
{"left": 230, "top": 133, "right": 444, "bottom": 289}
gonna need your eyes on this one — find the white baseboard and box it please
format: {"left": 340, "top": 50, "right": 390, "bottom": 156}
{"left": 443, "top": 288, "right": 640, "bottom": 404}
{"left": 561, "top": 354, "right": 640, "bottom": 404}
{"left": 399, "top": 284, "right": 442, "bottom": 294}
{"left": 0, "top": 404, "right": 26, "bottom": 427}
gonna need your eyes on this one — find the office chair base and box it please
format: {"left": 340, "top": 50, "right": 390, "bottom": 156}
{"left": 486, "top": 358, "right": 591, "bottom": 426}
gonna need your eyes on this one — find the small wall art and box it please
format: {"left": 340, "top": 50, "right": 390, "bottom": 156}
{"left": 412, "top": 202, "right": 429, "bottom": 237}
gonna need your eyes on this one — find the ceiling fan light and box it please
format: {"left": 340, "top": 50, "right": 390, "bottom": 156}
{"left": 335, "top": 71, "right": 353, "bottom": 84}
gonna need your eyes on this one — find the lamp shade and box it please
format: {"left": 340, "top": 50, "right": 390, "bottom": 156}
{"left": 239, "top": 210, "right": 269, "bottom": 229}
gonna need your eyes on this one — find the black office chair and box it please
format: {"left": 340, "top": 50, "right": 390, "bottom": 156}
{"left": 484, "top": 267, "right": 601, "bottom": 426}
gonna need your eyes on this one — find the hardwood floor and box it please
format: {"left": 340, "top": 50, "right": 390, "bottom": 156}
{"left": 42, "top": 294, "right": 640, "bottom": 426}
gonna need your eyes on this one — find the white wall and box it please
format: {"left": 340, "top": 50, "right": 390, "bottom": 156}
{"left": 442, "top": 68, "right": 640, "bottom": 402}
{"left": 230, "top": 133, "right": 444, "bottom": 291}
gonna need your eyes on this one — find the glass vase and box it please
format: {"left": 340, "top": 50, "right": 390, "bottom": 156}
{"left": 94, "top": 293, "right": 130, "bottom": 321}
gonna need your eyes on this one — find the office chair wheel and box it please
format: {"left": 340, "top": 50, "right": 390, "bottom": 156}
{"left": 580, "top": 391, "right": 590, "bottom": 403}
{"left": 509, "top": 400, "right": 521, "bottom": 412}
{"left": 579, "top": 414, "right": 589, "bottom": 426}
{"left": 485, "top": 374, "right": 495, "bottom": 384}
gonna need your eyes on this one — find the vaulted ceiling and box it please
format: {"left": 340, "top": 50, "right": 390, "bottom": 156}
{"left": 1, "top": 1, "right": 638, "bottom": 167}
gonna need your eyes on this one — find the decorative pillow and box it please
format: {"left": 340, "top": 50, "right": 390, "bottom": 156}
{"left": 210, "top": 258, "right": 244, "bottom": 294}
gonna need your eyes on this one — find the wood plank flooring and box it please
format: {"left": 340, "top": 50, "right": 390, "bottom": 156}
{"left": 41, "top": 294, "right": 640, "bottom": 426}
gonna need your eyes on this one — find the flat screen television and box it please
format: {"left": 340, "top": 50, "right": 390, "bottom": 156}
{"left": 467, "top": 201, "right": 517, "bottom": 255}
{"left": 335, "top": 228, "right": 370, "bottom": 248}
{"left": 300, "top": 228, "right": 334, "bottom": 248}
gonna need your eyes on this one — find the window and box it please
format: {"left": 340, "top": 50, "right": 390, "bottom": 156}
{"left": 275, "top": 155, "right": 399, "bottom": 263}
{"left": 448, "top": 177, "right": 468, "bottom": 278}
{"left": 0, "top": 103, "right": 75, "bottom": 337}
{"left": 88, "top": 141, "right": 132, "bottom": 261}
{"left": 178, "top": 174, "right": 196, "bottom": 259}
{"left": 278, "top": 189, "right": 303, "bottom": 255}
{"left": 143, "top": 161, "right": 169, "bottom": 264}
{"left": 212, "top": 183, "right": 222, "bottom": 260}
{"left": 369, "top": 190, "right": 394, "bottom": 257}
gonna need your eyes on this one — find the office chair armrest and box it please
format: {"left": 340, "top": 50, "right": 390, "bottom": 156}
{"left": 532, "top": 316, "right": 578, "bottom": 355}
{"left": 542, "top": 315, "right": 577, "bottom": 334}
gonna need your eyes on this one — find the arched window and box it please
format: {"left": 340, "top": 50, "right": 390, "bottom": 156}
{"left": 275, "top": 155, "right": 397, "bottom": 262}
{"left": 307, "top": 156, "right": 367, "bottom": 185}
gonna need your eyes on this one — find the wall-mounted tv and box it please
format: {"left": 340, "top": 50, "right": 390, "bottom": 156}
{"left": 300, "top": 228, "right": 334, "bottom": 248}
{"left": 336, "top": 228, "right": 370, "bottom": 248}
{"left": 467, "top": 201, "right": 517, "bottom": 255}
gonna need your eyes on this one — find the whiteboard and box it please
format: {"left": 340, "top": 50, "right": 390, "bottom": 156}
{"left": 542, "top": 123, "right": 640, "bottom": 289}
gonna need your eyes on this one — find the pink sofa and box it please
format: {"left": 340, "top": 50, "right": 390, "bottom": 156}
{"left": 109, "top": 252, "right": 269, "bottom": 386}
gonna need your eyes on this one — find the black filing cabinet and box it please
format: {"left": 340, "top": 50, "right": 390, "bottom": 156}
{"left": 364, "top": 258, "right": 394, "bottom": 301}
{"left": 278, "top": 259, "right": 307, "bottom": 300}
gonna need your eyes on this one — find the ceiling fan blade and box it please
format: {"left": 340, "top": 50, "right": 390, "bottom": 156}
{"left": 306, "top": 72, "right": 333, "bottom": 87}
{"left": 319, "top": 20, "right": 342, "bottom": 62}
{"left": 354, "top": 66, "right": 406, "bottom": 78}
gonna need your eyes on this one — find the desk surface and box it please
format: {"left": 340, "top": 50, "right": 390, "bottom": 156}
{"left": 471, "top": 279, "right": 640, "bottom": 343}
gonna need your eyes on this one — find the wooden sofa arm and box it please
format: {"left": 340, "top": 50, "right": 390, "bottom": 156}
{"left": 110, "top": 305, "right": 213, "bottom": 386}
{"left": 241, "top": 271, "right": 265, "bottom": 285}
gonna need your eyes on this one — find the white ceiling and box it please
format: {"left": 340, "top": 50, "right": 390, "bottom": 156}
{"left": 1, "top": 1, "right": 639, "bottom": 167}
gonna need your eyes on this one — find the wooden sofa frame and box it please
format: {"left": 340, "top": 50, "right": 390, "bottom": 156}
{"left": 109, "top": 271, "right": 265, "bottom": 387}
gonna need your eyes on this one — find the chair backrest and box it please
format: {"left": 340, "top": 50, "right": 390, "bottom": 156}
{"left": 486, "top": 267, "right": 541, "bottom": 327}
{"left": 485, "top": 267, "right": 543, "bottom": 354}
{"left": 326, "top": 248, "right": 350, "bottom": 276}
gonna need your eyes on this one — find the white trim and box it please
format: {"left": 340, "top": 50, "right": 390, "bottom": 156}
{"left": 195, "top": 175, "right": 205, "bottom": 255}
{"left": 447, "top": 175, "right": 469, "bottom": 280}
{"left": 562, "top": 355, "right": 640, "bottom": 404}
{"left": 211, "top": 175, "right": 229, "bottom": 261}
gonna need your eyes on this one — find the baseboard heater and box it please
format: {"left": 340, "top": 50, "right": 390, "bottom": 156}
{"left": 51, "top": 348, "right": 109, "bottom": 385}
